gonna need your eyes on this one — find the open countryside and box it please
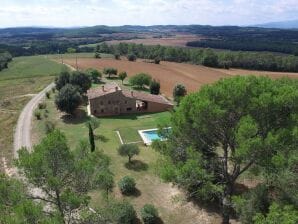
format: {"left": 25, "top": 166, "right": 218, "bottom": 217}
{"left": 63, "top": 57, "right": 298, "bottom": 97}
{"left": 1, "top": 1, "right": 298, "bottom": 224}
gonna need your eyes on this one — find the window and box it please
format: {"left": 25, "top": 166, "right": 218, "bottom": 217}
{"left": 108, "top": 101, "right": 111, "bottom": 104}
{"left": 101, "top": 109, "right": 104, "bottom": 113}
{"left": 126, "top": 107, "right": 132, "bottom": 111}
{"left": 93, "top": 110, "right": 97, "bottom": 114}
{"left": 100, "top": 101, "right": 103, "bottom": 105}
{"left": 124, "top": 100, "right": 127, "bottom": 104}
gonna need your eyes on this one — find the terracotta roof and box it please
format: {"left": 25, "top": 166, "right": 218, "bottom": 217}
{"left": 122, "top": 90, "right": 173, "bottom": 105}
{"left": 87, "top": 83, "right": 121, "bottom": 99}
{"left": 88, "top": 83, "right": 173, "bottom": 105}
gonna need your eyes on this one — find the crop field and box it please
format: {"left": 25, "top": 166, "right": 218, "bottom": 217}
{"left": 104, "top": 34, "right": 203, "bottom": 47}
{"left": 63, "top": 57, "right": 298, "bottom": 98}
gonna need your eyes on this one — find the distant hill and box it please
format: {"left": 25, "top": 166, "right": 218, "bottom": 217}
{"left": 255, "top": 20, "right": 298, "bottom": 29}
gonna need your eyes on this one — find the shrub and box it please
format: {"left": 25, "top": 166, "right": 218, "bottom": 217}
{"left": 150, "top": 79, "right": 160, "bottom": 95}
{"left": 45, "top": 91, "right": 51, "bottom": 99}
{"left": 127, "top": 54, "right": 137, "bottom": 61}
{"left": 141, "top": 204, "right": 159, "bottom": 224}
{"left": 114, "top": 53, "right": 120, "bottom": 60}
{"left": 94, "top": 52, "right": 101, "bottom": 58}
{"left": 44, "top": 121, "right": 56, "bottom": 134}
{"left": 154, "top": 57, "right": 161, "bottom": 64}
{"left": 38, "top": 102, "right": 47, "bottom": 110}
{"left": 118, "top": 176, "right": 136, "bottom": 195}
{"left": 110, "top": 201, "right": 137, "bottom": 224}
{"left": 52, "top": 87, "right": 56, "bottom": 93}
{"left": 34, "top": 111, "right": 41, "bottom": 120}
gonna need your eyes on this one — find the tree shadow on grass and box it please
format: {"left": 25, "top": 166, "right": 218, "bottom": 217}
{"left": 95, "top": 134, "right": 109, "bottom": 142}
{"left": 124, "top": 160, "right": 148, "bottom": 172}
{"left": 61, "top": 109, "right": 89, "bottom": 124}
{"left": 123, "top": 188, "right": 141, "bottom": 198}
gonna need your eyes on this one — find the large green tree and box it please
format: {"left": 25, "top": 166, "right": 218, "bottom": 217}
{"left": 0, "top": 174, "right": 61, "bottom": 223}
{"left": 55, "top": 84, "right": 81, "bottom": 115}
{"left": 103, "top": 67, "right": 118, "bottom": 79}
{"left": 129, "top": 73, "right": 152, "bottom": 89}
{"left": 16, "top": 130, "right": 112, "bottom": 223}
{"left": 154, "top": 76, "right": 298, "bottom": 224}
{"left": 70, "top": 71, "right": 92, "bottom": 93}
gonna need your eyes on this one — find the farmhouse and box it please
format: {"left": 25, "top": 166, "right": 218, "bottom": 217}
{"left": 87, "top": 83, "right": 173, "bottom": 116}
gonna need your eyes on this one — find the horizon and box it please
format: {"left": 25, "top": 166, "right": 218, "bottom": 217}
{"left": 0, "top": 0, "right": 298, "bottom": 28}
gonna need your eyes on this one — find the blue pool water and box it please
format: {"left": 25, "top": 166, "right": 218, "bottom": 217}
{"left": 143, "top": 130, "right": 162, "bottom": 141}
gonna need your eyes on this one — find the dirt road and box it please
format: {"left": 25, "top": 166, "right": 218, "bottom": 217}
{"left": 13, "top": 83, "right": 54, "bottom": 156}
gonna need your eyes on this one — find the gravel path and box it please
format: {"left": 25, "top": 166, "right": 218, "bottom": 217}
{"left": 13, "top": 83, "right": 54, "bottom": 156}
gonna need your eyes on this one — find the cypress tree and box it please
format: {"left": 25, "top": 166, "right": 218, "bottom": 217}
{"left": 88, "top": 122, "right": 95, "bottom": 152}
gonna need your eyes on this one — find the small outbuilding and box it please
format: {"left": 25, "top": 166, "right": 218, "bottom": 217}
{"left": 87, "top": 83, "right": 173, "bottom": 116}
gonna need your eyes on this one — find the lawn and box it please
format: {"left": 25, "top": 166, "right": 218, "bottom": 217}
{"left": 32, "top": 95, "right": 222, "bottom": 223}
{"left": 0, "top": 55, "right": 66, "bottom": 171}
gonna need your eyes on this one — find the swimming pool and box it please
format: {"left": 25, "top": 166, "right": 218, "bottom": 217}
{"left": 138, "top": 128, "right": 171, "bottom": 145}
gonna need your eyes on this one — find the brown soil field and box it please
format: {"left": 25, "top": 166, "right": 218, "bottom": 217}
{"left": 105, "top": 34, "right": 202, "bottom": 47}
{"left": 64, "top": 58, "right": 298, "bottom": 98}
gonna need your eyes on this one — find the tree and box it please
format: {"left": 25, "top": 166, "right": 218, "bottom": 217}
{"left": 94, "top": 52, "right": 101, "bottom": 59}
{"left": 129, "top": 73, "right": 152, "bottom": 89}
{"left": 96, "top": 170, "right": 114, "bottom": 199}
{"left": 87, "top": 117, "right": 100, "bottom": 130}
{"left": 253, "top": 203, "right": 298, "bottom": 224}
{"left": 55, "top": 84, "right": 81, "bottom": 115}
{"left": 86, "top": 68, "right": 102, "bottom": 83}
{"left": 117, "top": 144, "right": 140, "bottom": 163}
{"left": 16, "top": 130, "right": 112, "bottom": 223}
{"left": 0, "top": 174, "right": 61, "bottom": 223}
{"left": 154, "top": 57, "right": 161, "bottom": 64}
{"left": 202, "top": 49, "right": 219, "bottom": 67}
{"left": 118, "top": 176, "right": 136, "bottom": 195}
{"left": 173, "top": 84, "right": 187, "bottom": 104}
{"left": 67, "top": 47, "right": 76, "bottom": 53}
{"left": 141, "top": 204, "right": 159, "bottom": 224}
{"left": 103, "top": 67, "right": 118, "bottom": 79}
{"left": 108, "top": 201, "right": 136, "bottom": 224}
{"left": 154, "top": 76, "right": 298, "bottom": 224}
{"left": 150, "top": 79, "right": 160, "bottom": 95}
{"left": 70, "top": 71, "right": 92, "bottom": 93}
{"left": 88, "top": 122, "right": 95, "bottom": 152}
{"left": 114, "top": 53, "right": 120, "bottom": 60}
{"left": 118, "top": 71, "right": 127, "bottom": 84}
{"left": 55, "top": 70, "right": 70, "bottom": 91}
{"left": 127, "top": 54, "right": 137, "bottom": 61}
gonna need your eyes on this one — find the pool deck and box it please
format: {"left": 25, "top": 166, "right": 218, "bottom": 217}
{"left": 138, "top": 128, "right": 159, "bottom": 145}
{"left": 138, "top": 127, "right": 171, "bottom": 146}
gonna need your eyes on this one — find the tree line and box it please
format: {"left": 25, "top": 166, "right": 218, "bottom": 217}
{"left": 187, "top": 39, "right": 298, "bottom": 56}
{"left": 0, "top": 51, "right": 12, "bottom": 71}
{"left": 95, "top": 42, "right": 298, "bottom": 72}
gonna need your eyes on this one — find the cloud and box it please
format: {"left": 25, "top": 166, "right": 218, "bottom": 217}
{"left": 0, "top": 0, "right": 297, "bottom": 27}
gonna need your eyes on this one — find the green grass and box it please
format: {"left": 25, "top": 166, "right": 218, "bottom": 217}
{"left": 33, "top": 96, "right": 203, "bottom": 223}
{"left": 0, "top": 56, "right": 66, "bottom": 81}
{"left": 0, "top": 55, "right": 66, "bottom": 171}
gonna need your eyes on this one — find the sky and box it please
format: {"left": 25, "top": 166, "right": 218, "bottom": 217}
{"left": 0, "top": 0, "right": 297, "bottom": 28}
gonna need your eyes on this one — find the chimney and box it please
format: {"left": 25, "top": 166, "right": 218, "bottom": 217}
{"left": 115, "top": 86, "right": 118, "bottom": 91}
{"left": 102, "top": 85, "right": 104, "bottom": 92}
{"left": 131, "top": 91, "right": 134, "bottom": 96}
